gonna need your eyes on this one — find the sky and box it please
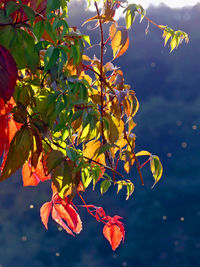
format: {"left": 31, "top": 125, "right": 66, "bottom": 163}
{"left": 131, "top": 0, "right": 200, "bottom": 8}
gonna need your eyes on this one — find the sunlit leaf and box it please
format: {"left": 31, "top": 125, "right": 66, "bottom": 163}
{"left": 109, "top": 24, "right": 129, "bottom": 59}
{"left": 100, "top": 179, "right": 111, "bottom": 194}
{"left": 0, "top": 126, "right": 32, "bottom": 181}
{"left": 150, "top": 155, "right": 163, "bottom": 188}
{"left": 40, "top": 201, "right": 52, "bottom": 229}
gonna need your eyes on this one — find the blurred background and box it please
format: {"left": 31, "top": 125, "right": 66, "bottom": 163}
{"left": 0, "top": 1, "right": 200, "bottom": 266}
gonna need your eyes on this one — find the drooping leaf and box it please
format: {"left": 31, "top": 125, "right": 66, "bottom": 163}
{"left": 46, "top": 150, "right": 65, "bottom": 174}
{"left": 54, "top": 202, "right": 82, "bottom": 234}
{"left": 22, "top": 157, "right": 51, "bottom": 187}
{"left": 51, "top": 206, "right": 74, "bottom": 236}
{"left": 150, "top": 155, "right": 163, "bottom": 188}
{"left": 100, "top": 179, "right": 111, "bottom": 194}
{"left": 0, "top": 125, "right": 32, "bottom": 181}
{"left": 52, "top": 160, "right": 73, "bottom": 199}
{"left": 40, "top": 201, "right": 52, "bottom": 229}
{"left": 0, "top": 45, "right": 18, "bottom": 101}
{"left": 81, "top": 166, "right": 92, "bottom": 189}
{"left": 103, "top": 220, "right": 124, "bottom": 251}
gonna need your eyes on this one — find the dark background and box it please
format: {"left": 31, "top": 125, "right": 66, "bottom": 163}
{"left": 0, "top": 1, "right": 200, "bottom": 266}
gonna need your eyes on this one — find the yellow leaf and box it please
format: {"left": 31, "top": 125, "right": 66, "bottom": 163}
{"left": 105, "top": 114, "right": 124, "bottom": 144}
{"left": 109, "top": 24, "right": 129, "bottom": 60}
{"left": 150, "top": 155, "right": 163, "bottom": 188}
{"left": 84, "top": 140, "right": 101, "bottom": 159}
{"left": 136, "top": 150, "right": 151, "bottom": 157}
{"left": 83, "top": 140, "right": 106, "bottom": 166}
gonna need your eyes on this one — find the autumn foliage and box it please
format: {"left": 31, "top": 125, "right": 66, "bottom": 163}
{"left": 0, "top": 0, "right": 188, "bottom": 250}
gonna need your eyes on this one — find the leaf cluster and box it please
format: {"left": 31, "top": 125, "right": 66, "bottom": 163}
{"left": 0, "top": 0, "right": 188, "bottom": 250}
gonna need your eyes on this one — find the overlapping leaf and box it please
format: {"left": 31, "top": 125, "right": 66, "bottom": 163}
{"left": 109, "top": 24, "right": 129, "bottom": 59}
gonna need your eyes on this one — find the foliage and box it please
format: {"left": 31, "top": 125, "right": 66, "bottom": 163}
{"left": 0, "top": 0, "right": 188, "bottom": 250}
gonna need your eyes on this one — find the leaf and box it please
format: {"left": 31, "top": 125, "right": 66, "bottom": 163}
{"left": 46, "top": 150, "right": 65, "bottom": 174}
{"left": 0, "top": 45, "right": 18, "bottom": 101}
{"left": 52, "top": 161, "right": 73, "bottom": 199}
{"left": 104, "top": 113, "right": 124, "bottom": 144}
{"left": 103, "top": 223, "right": 124, "bottom": 251}
{"left": 109, "top": 24, "right": 129, "bottom": 59}
{"left": 22, "top": 158, "right": 51, "bottom": 187}
{"left": 40, "top": 201, "right": 52, "bottom": 229}
{"left": 116, "top": 180, "right": 127, "bottom": 194}
{"left": 33, "top": 20, "right": 45, "bottom": 40}
{"left": 54, "top": 202, "right": 82, "bottom": 234}
{"left": 44, "top": 46, "right": 59, "bottom": 71}
{"left": 126, "top": 180, "right": 134, "bottom": 200}
{"left": 136, "top": 150, "right": 151, "bottom": 157}
{"left": 150, "top": 155, "right": 163, "bottom": 188}
{"left": 0, "top": 126, "right": 32, "bottom": 181}
{"left": 81, "top": 166, "right": 92, "bottom": 188}
{"left": 116, "top": 179, "right": 134, "bottom": 200}
{"left": 125, "top": 6, "right": 136, "bottom": 29}
{"left": 170, "top": 36, "right": 177, "bottom": 52}
{"left": 51, "top": 206, "right": 74, "bottom": 236}
{"left": 22, "top": 4, "right": 35, "bottom": 25}
{"left": 100, "top": 179, "right": 111, "bottom": 194}
{"left": 82, "top": 14, "right": 115, "bottom": 26}
{"left": 83, "top": 140, "right": 101, "bottom": 160}
{"left": 5, "top": 1, "right": 19, "bottom": 17}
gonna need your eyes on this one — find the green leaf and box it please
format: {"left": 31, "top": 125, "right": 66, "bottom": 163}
{"left": 170, "top": 36, "right": 177, "bottom": 52}
{"left": 81, "top": 166, "right": 92, "bottom": 188}
{"left": 96, "top": 143, "right": 114, "bottom": 157}
{"left": 150, "top": 155, "right": 163, "bottom": 188}
{"left": 45, "top": 21, "right": 58, "bottom": 43}
{"left": 66, "top": 147, "right": 80, "bottom": 162}
{"left": 35, "top": 40, "right": 51, "bottom": 52}
{"left": 125, "top": 8, "right": 135, "bottom": 29}
{"left": 137, "top": 4, "right": 146, "bottom": 23}
{"left": 0, "top": 126, "right": 32, "bottom": 181}
{"left": 47, "top": 0, "right": 61, "bottom": 12}
{"left": 92, "top": 165, "right": 101, "bottom": 190}
{"left": 126, "top": 180, "right": 134, "bottom": 200}
{"left": 46, "top": 150, "right": 65, "bottom": 174}
{"left": 116, "top": 180, "right": 127, "bottom": 194}
{"left": 100, "top": 180, "right": 111, "bottom": 194}
{"left": 52, "top": 160, "right": 72, "bottom": 199}
{"left": 33, "top": 20, "right": 45, "bottom": 41}
{"left": 82, "top": 35, "right": 91, "bottom": 46}
{"left": 20, "top": 30, "right": 39, "bottom": 73}
{"left": 6, "top": 1, "right": 19, "bottom": 17}
{"left": 22, "top": 5, "right": 35, "bottom": 25}
{"left": 0, "top": 26, "right": 39, "bottom": 71}
{"left": 44, "top": 46, "right": 59, "bottom": 71}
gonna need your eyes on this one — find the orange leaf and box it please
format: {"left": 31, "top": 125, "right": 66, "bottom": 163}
{"left": 22, "top": 158, "right": 50, "bottom": 187}
{"left": 51, "top": 206, "right": 74, "bottom": 236}
{"left": 103, "top": 223, "right": 124, "bottom": 251}
{"left": 40, "top": 201, "right": 52, "bottom": 229}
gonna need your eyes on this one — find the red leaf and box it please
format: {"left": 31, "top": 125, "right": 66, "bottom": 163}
{"left": 0, "top": 46, "right": 17, "bottom": 102}
{"left": 51, "top": 206, "right": 74, "bottom": 236}
{"left": 0, "top": 98, "right": 21, "bottom": 162}
{"left": 54, "top": 203, "right": 82, "bottom": 234}
{"left": 40, "top": 201, "right": 52, "bottom": 230}
{"left": 103, "top": 223, "right": 124, "bottom": 251}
